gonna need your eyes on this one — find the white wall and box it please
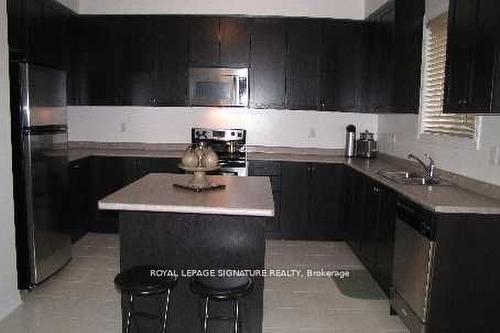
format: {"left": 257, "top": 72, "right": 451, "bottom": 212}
{"left": 68, "top": 107, "right": 377, "bottom": 149}
{"left": 0, "top": 0, "right": 22, "bottom": 321}
{"left": 55, "top": 0, "right": 79, "bottom": 12}
{"left": 77, "top": 0, "right": 365, "bottom": 19}
{"left": 365, "top": 0, "right": 388, "bottom": 17}
{"left": 378, "top": 114, "right": 500, "bottom": 186}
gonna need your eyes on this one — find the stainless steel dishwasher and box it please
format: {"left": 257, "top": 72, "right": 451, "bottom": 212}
{"left": 390, "top": 200, "right": 436, "bottom": 333}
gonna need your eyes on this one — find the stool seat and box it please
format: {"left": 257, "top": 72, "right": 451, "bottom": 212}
{"left": 190, "top": 276, "right": 253, "bottom": 300}
{"left": 115, "top": 265, "right": 177, "bottom": 295}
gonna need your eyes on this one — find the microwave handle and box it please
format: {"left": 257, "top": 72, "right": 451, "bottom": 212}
{"left": 233, "top": 76, "right": 239, "bottom": 105}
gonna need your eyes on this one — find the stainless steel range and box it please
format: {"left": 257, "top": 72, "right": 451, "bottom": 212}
{"left": 191, "top": 128, "right": 248, "bottom": 176}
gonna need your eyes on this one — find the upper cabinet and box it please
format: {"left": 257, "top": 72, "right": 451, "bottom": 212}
{"left": 321, "top": 20, "right": 365, "bottom": 112}
{"left": 393, "top": 0, "right": 424, "bottom": 113}
{"left": 363, "top": 1, "right": 396, "bottom": 113}
{"left": 7, "top": 0, "right": 73, "bottom": 67}
{"left": 285, "top": 19, "right": 322, "bottom": 110}
{"left": 444, "top": 0, "right": 500, "bottom": 114}
{"left": 189, "top": 16, "right": 250, "bottom": 67}
{"left": 250, "top": 18, "right": 286, "bottom": 109}
{"left": 70, "top": 16, "right": 189, "bottom": 106}
{"left": 362, "top": 0, "right": 424, "bottom": 114}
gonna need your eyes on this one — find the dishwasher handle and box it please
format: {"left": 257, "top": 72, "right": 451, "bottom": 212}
{"left": 397, "top": 201, "right": 435, "bottom": 240}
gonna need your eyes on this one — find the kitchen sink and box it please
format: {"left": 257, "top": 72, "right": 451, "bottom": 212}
{"left": 378, "top": 171, "right": 451, "bottom": 186}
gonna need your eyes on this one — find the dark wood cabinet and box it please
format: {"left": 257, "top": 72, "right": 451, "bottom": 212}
{"left": 363, "top": 1, "right": 395, "bottom": 113}
{"left": 7, "top": 0, "right": 27, "bottom": 57}
{"left": 445, "top": 0, "right": 500, "bottom": 113}
{"left": 321, "top": 20, "right": 364, "bottom": 112}
{"left": 69, "top": 158, "right": 92, "bottom": 242}
{"left": 285, "top": 19, "right": 322, "bottom": 110}
{"left": 250, "top": 18, "right": 286, "bottom": 109}
{"left": 155, "top": 17, "right": 189, "bottom": 106}
{"left": 280, "top": 162, "right": 310, "bottom": 238}
{"left": 392, "top": 0, "right": 424, "bottom": 113}
{"left": 308, "top": 164, "right": 345, "bottom": 239}
{"left": 345, "top": 168, "right": 397, "bottom": 296}
{"left": 76, "top": 156, "right": 181, "bottom": 234}
{"left": 264, "top": 161, "right": 346, "bottom": 240}
{"left": 220, "top": 17, "right": 250, "bottom": 66}
{"left": 248, "top": 160, "right": 282, "bottom": 235}
{"left": 72, "top": 16, "right": 122, "bottom": 105}
{"left": 189, "top": 16, "right": 220, "bottom": 66}
{"left": 189, "top": 16, "right": 250, "bottom": 67}
{"left": 363, "top": 0, "right": 424, "bottom": 114}
{"left": 8, "top": 0, "right": 72, "bottom": 67}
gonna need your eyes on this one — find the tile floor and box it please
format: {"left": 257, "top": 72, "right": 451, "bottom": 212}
{"left": 0, "top": 233, "right": 408, "bottom": 333}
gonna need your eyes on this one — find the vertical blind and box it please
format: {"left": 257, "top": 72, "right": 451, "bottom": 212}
{"left": 421, "top": 13, "right": 476, "bottom": 139}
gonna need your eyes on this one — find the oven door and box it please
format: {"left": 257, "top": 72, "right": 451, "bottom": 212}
{"left": 189, "top": 68, "right": 248, "bottom": 107}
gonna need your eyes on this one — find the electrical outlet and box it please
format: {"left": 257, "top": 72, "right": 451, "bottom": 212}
{"left": 489, "top": 146, "right": 500, "bottom": 166}
{"left": 120, "top": 122, "right": 127, "bottom": 133}
{"left": 308, "top": 128, "right": 316, "bottom": 139}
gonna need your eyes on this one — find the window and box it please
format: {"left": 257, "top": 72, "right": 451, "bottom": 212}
{"left": 421, "top": 13, "right": 476, "bottom": 139}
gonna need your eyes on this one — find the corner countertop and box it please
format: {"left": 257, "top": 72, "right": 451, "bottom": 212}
{"left": 74, "top": 142, "right": 500, "bottom": 215}
{"left": 98, "top": 173, "right": 275, "bottom": 217}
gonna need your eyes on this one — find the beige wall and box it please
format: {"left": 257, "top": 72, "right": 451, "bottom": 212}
{"left": 68, "top": 107, "right": 377, "bottom": 149}
{"left": 0, "top": 0, "right": 22, "bottom": 321}
{"left": 378, "top": 114, "right": 500, "bottom": 186}
{"left": 76, "top": 0, "right": 365, "bottom": 19}
{"left": 364, "top": 0, "right": 389, "bottom": 16}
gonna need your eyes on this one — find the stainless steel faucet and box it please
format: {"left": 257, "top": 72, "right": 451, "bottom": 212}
{"left": 407, "top": 153, "right": 437, "bottom": 183}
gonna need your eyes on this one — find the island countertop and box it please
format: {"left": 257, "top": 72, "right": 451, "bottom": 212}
{"left": 98, "top": 173, "right": 275, "bottom": 217}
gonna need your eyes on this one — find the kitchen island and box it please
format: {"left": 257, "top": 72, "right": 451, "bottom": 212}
{"left": 99, "top": 173, "right": 274, "bottom": 333}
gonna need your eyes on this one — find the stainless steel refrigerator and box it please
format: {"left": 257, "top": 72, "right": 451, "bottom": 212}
{"left": 10, "top": 62, "right": 72, "bottom": 289}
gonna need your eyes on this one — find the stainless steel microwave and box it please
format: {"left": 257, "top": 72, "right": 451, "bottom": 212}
{"left": 188, "top": 67, "right": 248, "bottom": 107}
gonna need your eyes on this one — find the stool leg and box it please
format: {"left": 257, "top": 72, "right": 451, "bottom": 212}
{"left": 161, "top": 288, "right": 172, "bottom": 333}
{"left": 203, "top": 297, "right": 210, "bottom": 333}
{"left": 234, "top": 299, "right": 239, "bottom": 333}
{"left": 125, "top": 292, "right": 134, "bottom": 333}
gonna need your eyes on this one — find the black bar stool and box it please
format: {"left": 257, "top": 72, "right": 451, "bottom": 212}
{"left": 114, "top": 265, "right": 178, "bottom": 333}
{"left": 190, "top": 276, "right": 253, "bottom": 333}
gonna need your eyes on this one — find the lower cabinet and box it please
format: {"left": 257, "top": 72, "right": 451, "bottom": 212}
{"left": 69, "top": 157, "right": 92, "bottom": 242}
{"left": 250, "top": 160, "right": 346, "bottom": 240}
{"left": 69, "top": 156, "right": 181, "bottom": 236}
{"left": 345, "top": 168, "right": 397, "bottom": 295}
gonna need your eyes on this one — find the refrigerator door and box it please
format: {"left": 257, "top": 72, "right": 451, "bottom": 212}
{"left": 20, "top": 63, "right": 67, "bottom": 128}
{"left": 23, "top": 129, "right": 72, "bottom": 285}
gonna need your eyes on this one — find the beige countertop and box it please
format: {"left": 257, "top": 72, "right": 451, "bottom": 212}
{"left": 98, "top": 174, "right": 275, "bottom": 217}
{"left": 75, "top": 142, "right": 500, "bottom": 215}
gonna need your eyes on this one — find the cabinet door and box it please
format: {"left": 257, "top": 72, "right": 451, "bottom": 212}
{"left": 469, "top": 0, "right": 499, "bottom": 113}
{"left": 359, "top": 179, "right": 382, "bottom": 270}
{"left": 250, "top": 18, "right": 286, "bottom": 109}
{"left": 444, "top": 0, "right": 479, "bottom": 112}
{"left": 248, "top": 160, "right": 282, "bottom": 235}
{"left": 374, "top": 186, "right": 397, "bottom": 295}
{"left": 363, "top": 2, "right": 395, "bottom": 113}
{"left": 321, "top": 21, "right": 364, "bottom": 112}
{"left": 76, "top": 17, "right": 122, "bottom": 105}
{"left": 392, "top": 0, "right": 424, "bottom": 113}
{"left": 69, "top": 158, "right": 91, "bottom": 241}
{"left": 285, "top": 19, "right": 321, "bottom": 110}
{"left": 155, "top": 16, "right": 189, "bottom": 106}
{"left": 117, "top": 16, "right": 157, "bottom": 106}
{"left": 7, "top": 0, "right": 27, "bottom": 56}
{"left": 91, "top": 157, "right": 128, "bottom": 233}
{"left": 189, "top": 16, "right": 220, "bottom": 66}
{"left": 25, "top": 0, "right": 45, "bottom": 64}
{"left": 308, "top": 164, "right": 345, "bottom": 239}
{"left": 280, "top": 162, "right": 310, "bottom": 238}
{"left": 220, "top": 17, "right": 250, "bottom": 66}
